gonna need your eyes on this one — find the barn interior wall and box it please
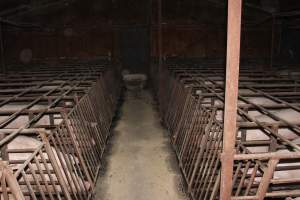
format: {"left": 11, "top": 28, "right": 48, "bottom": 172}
{"left": 3, "top": 27, "right": 114, "bottom": 63}
{"left": 2, "top": 24, "right": 273, "bottom": 64}
{"left": 151, "top": 26, "right": 272, "bottom": 60}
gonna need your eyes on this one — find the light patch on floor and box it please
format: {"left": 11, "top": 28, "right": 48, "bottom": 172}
{"left": 95, "top": 91, "right": 187, "bottom": 200}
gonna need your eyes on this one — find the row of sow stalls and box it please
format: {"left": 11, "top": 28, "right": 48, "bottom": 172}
{"left": 0, "top": 61, "right": 120, "bottom": 199}
{"left": 152, "top": 60, "right": 300, "bottom": 200}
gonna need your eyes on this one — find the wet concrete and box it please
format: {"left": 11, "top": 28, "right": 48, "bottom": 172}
{"left": 95, "top": 91, "right": 187, "bottom": 200}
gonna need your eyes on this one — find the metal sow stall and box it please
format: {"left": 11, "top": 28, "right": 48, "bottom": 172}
{"left": 0, "top": 62, "right": 120, "bottom": 199}
{"left": 153, "top": 62, "right": 300, "bottom": 200}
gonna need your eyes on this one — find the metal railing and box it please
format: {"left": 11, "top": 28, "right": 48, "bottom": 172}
{"left": 153, "top": 61, "right": 300, "bottom": 199}
{"left": 0, "top": 61, "right": 120, "bottom": 199}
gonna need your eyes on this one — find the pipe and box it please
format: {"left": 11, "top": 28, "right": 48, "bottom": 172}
{"left": 220, "top": 0, "right": 243, "bottom": 199}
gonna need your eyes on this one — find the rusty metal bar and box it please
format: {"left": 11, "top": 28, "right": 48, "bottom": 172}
{"left": 256, "top": 159, "right": 279, "bottom": 200}
{"left": 155, "top": 56, "right": 300, "bottom": 199}
{"left": 220, "top": 0, "right": 243, "bottom": 199}
{"left": 1, "top": 161, "right": 25, "bottom": 200}
{"left": 40, "top": 131, "right": 72, "bottom": 200}
{"left": 0, "top": 61, "right": 120, "bottom": 199}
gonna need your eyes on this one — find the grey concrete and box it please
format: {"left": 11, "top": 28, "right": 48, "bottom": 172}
{"left": 95, "top": 91, "right": 187, "bottom": 200}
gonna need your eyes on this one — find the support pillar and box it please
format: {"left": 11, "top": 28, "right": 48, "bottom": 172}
{"left": 220, "top": 0, "right": 243, "bottom": 199}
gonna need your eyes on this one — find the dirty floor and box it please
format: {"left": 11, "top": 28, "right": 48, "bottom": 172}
{"left": 95, "top": 91, "right": 187, "bottom": 200}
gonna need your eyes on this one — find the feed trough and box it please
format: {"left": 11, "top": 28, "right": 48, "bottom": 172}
{"left": 123, "top": 74, "right": 147, "bottom": 96}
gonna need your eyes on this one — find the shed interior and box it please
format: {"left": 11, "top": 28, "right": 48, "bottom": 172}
{"left": 1, "top": 0, "right": 300, "bottom": 200}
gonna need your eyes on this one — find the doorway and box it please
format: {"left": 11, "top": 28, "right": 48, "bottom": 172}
{"left": 119, "top": 26, "right": 150, "bottom": 75}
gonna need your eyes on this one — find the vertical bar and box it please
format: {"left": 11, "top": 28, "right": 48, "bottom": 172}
{"left": 0, "top": 134, "right": 8, "bottom": 160}
{"left": 33, "top": 156, "right": 55, "bottom": 200}
{"left": 21, "top": 170, "right": 38, "bottom": 200}
{"left": 269, "top": 125, "right": 278, "bottom": 152}
{"left": 61, "top": 111, "right": 94, "bottom": 188}
{"left": 28, "top": 162, "right": 47, "bottom": 200}
{"left": 39, "top": 149, "right": 62, "bottom": 199}
{"left": 244, "top": 162, "right": 258, "bottom": 196}
{"left": 39, "top": 132, "right": 72, "bottom": 200}
{"left": 1, "top": 162, "right": 25, "bottom": 200}
{"left": 1, "top": 163, "right": 9, "bottom": 200}
{"left": 220, "top": 0, "right": 243, "bottom": 199}
{"left": 256, "top": 159, "right": 278, "bottom": 200}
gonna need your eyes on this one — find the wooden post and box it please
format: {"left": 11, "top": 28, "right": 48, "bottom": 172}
{"left": 220, "top": 0, "right": 243, "bottom": 199}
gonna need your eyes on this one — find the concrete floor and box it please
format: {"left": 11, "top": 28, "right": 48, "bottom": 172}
{"left": 95, "top": 91, "right": 187, "bottom": 200}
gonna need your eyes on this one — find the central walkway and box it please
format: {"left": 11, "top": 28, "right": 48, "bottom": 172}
{"left": 95, "top": 91, "right": 187, "bottom": 200}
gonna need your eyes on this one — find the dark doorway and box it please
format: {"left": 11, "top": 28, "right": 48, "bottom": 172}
{"left": 120, "top": 26, "right": 150, "bottom": 75}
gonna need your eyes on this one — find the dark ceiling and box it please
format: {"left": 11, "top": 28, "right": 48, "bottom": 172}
{"left": 1, "top": 0, "right": 300, "bottom": 30}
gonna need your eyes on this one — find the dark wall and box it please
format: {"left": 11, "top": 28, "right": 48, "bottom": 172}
{"left": 279, "top": 24, "right": 300, "bottom": 63}
{"left": 3, "top": 27, "right": 113, "bottom": 63}
{"left": 151, "top": 25, "right": 272, "bottom": 60}
{"left": 3, "top": 24, "right": 272, "bottom": 64}
{"left": 1, "top": 0, "right": 277, "bottom": 66}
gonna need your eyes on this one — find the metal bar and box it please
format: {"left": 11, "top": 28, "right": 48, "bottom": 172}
{"left": 61, "top": 111, "right": 94, "bottom": 188}
{"left": 1, "top": 161, "right": 25, "bottom": 200}
{"left": 40, "top": 132, "right": 72, "bottom": 200}
{"left": 21, "top": 170, "right": 38, "bottom": 200}
{"left": 0, "top": 74, "right": 87, "bottom": 146}
{"left": 38, "top": 149, "right": 62, "bottom": 199}
{"left": 157, "top": 58, "right": 300, "bottom": 199}
{"left": 256, "top": 159, "right": 279, "bottom": 200}
{"left": 234, "top": 152, "right": 300, "bottom": 160}
{"left": 220, "top": 1, "right": 243, "bottom": 199}
{"left": 188, "top": 73, "right": 300, "bottom": 151}
{"left": 0, "top": 62, "right": 119, "bottom": 199}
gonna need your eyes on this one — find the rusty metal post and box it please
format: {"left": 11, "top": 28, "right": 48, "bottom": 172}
{"left": 220, "top": 0, "right": 243, "bottom": 199}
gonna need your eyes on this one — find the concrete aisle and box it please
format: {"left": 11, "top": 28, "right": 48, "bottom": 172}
{"left": 95, "top": 91, "right": 187, "bottom": 200}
